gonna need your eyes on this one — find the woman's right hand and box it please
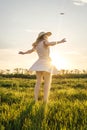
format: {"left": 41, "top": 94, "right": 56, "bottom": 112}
{"left": 60, "top": 38, "right": 66, "bottom": 43}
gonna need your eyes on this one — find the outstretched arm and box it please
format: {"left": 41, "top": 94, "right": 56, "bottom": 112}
{"left": 44, "top": 38, "right": 66, "bottom": 46}
{"left": 18, "top": 47, "right": 35, "bottom": 55}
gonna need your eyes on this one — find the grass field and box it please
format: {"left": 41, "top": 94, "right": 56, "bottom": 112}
{"left": 0, "top": 76, "right": 87, "bottom": 130}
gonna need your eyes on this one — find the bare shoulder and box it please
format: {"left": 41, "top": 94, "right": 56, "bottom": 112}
{"left": 43, "top": 40, "right": 49, "bottom": 46}
{"left": 32, "top": 46, "right": 36, "bottom": 51}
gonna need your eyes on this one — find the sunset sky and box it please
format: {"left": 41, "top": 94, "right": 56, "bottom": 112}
{"left": 0, "top": 0, "right": 87, "bottom": 71}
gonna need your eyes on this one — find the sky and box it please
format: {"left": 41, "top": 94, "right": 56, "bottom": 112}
{"left": 0, "top": 0, "right": 87, "bottom": 71}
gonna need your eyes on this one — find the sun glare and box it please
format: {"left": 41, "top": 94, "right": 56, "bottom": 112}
{"left": 50, "top": 52, "right": 68, "bottom": 70}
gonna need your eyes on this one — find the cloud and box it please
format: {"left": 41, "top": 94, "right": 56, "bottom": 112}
{"left": 73, "top": 0, "right": 87, "bottom": 6}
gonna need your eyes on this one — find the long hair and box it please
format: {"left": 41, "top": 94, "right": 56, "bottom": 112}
{"left": 32, "top": 35, "right": 45, "bottom": 47}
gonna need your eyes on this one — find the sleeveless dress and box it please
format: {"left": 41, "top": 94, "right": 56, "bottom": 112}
{"left": 29, "top": 41, "right": 58, "bottom": 75}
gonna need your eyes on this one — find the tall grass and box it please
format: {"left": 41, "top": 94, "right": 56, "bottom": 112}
{"left": 0, "top": 77, "right": 87, "bottom": 130}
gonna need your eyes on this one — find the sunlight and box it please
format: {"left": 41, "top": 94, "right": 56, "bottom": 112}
{"left": 50, "top": 52, "right": 68, "bottom": 70}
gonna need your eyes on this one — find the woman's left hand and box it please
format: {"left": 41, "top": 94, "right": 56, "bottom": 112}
{"left": 18, "top": 51, "right": 24, "bottom": 54}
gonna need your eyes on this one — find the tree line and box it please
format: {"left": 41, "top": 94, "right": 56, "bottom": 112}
{"left": 0, "top": 68, "right": 87, "bottom": 79}
{"left": 0, "top": 68, "right": 87, "bottom": 75}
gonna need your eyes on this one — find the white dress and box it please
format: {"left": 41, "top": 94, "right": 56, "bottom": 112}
{"left": 29, "top": 41, "right": 58, "bottom": 75}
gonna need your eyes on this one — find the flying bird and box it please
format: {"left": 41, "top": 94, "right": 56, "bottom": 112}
{"left": 60, "top": 13, "right": 64, "bottom": 15}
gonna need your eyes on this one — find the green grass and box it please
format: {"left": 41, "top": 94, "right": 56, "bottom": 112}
{"left": 0, "top": 77, "right": 87, "bottom": 130}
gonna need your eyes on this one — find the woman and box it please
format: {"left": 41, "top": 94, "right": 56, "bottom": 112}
{"left": 19, "top": 32, "right": 66, "bottom": 102}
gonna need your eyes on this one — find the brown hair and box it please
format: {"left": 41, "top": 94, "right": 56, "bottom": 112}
{"left": 32, "top": 35, "right": 45, "bottom": 47}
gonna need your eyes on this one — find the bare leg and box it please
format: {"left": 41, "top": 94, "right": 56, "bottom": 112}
{"left": 43, "top": 72, "right": 52, "bottom": 103}
{"left": 34, "top": 71, "right": 43, "bottom": 101}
